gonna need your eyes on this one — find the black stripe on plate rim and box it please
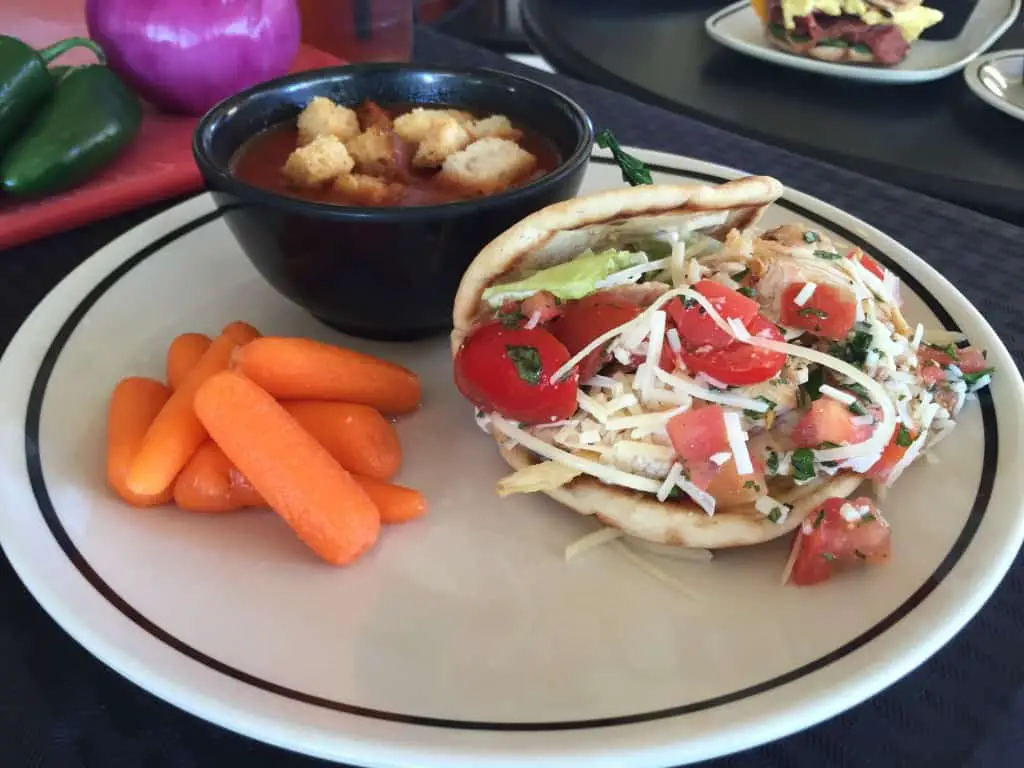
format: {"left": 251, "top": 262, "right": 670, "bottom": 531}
{"left": 24, "top": 161, "right": 998, "bottom": 731}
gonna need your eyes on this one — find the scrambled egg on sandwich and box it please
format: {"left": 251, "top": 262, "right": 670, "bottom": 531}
{"left": 752, "top": 0, "right": 942, "bottom": 43}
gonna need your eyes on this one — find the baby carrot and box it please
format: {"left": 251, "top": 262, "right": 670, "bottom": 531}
{"left": 106, "top": 377, "right": 174, "bottom": 507}
{"left": 193, "top": 371, "right": 380, "bottom": 565}
{"left": 233, "top": 337, "right": 421, "bottom": 414}
{"left": 354, "top": 475, "right": 428, "bottom": 524}
{"left": 221, "top": 321, "right": 261, "bottom": 345}
{"left": 283, "top": 401, "right": 401, "bottom": 480}
{"left": 166, "top": 333, "right": 212, "bottom": 390}
{"left": 126, "top": 331, "right": 240, "bottom": 497}
{"left": 173, "top": 441, "right": 265, "bottom": 513}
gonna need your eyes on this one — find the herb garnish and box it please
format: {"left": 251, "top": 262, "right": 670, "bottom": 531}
{"left": 812, "top": 508, "right": 826, "bottom": 528}
{"left": 793, "top": 448, "right": 816, "bottom": 482}
{"left": 803, "top": 231, "right": 820, "bottom": 244}
{"left": 844, "top": 381, "right": 870, "bottom": 400}
{"left": 822, "top": 552, "right": 837, "bottom": 562}
{"left": 813, "top": 249, "right": 841, "bottom": 260}
{"left": 497, "top": 307, "right": 523, "bottom": 328}
{"left": 738, "top": 286, "right": 757, "bottom": 298}
{"left": 766, "top": 450, "right": 780, "bottom": 476}
{"left": 744, "top": 396, "right": 776, "bottom": 420}
{"left": 829, "top": 322, "right": 873, "bottom": 366}
{"left": 596, "top": 129, "right": 652, "bottom": 186}
{"left": 682, "top": 297, "right": 698, "bottom": 310}
{"left": 848, "top": 401, "right": 867, "bottom": 416}
{"left": 733, "top": 268, "right": 750, "bottom": 281}
{"left": 941, "top": 342, "right": 958, "bottom": 359}
{"left": 743, "top": 480, "right": 761, "bottom": 491}
{"left": 858, "top": 513, "right": 877, "bottom": 526}
{"left": 798, "top": 307, "right": 828, "bottom": 318}
{"left": 962, "top": 367, "right": 995, "bottom": 386}
{"left": 505, "top": 345, "right": 542, "bottom": 385}
{"left": 895, "top": 425, "right": 914, "bottom": 447}
{"left": 803, "top": 366, "right": 825, "bottom": 401}
{"left": 767, "top": 506, "right": 785, "bottom": 523}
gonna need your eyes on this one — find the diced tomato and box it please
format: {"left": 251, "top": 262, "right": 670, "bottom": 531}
{"left": 546, "top": 292, "right": 642, "bottom": 381}
{"left": 787, "top": 497, "right": 891, "bottom": 586}
{"left": 791, "top": 398, "right": 873, "bottom": 448}
{"left": 779, "top": 283, "right": 856, "bottom": 341}
{"left": 866, "top": 425, "right": 916, "bottom": 483}
{"left": 666, "top": 280, "right": 759, "bottom": 350}
{"left": 919, "top": 364, "right": 945, "bottom": 387}
{"left": 706, "top": 456, "right": 767, "bottom": 508}
{"left": 520, "top": 291, "right": 563, "bottom": 325}
{"left": 666, "top": 404, "right": 729, "bottom": 471}
{"left": 681, "top": 315, "right": 787, "bottom": 387}
{"left": 847, "top": 248, "right": 886, "bottom": 281}
{"left": 917, "top": 344, "right": 987, "bottom": 374}
{"left": 454, "top": 323, "right": 579, "bottom": 424}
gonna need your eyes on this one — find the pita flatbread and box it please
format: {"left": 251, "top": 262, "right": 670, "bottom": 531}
{"left": 452, "top": 177, "right": 865, "bottom": 549}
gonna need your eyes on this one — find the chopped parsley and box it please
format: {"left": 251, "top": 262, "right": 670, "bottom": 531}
{"left": 743, "top": 480, "right": 761, "bottom": 491}
{"left": 733, "top": 267, "right": 750, "bottom": 281}
{"left": 940, "top": 342, "right": 958, "bottom": 358}
{"left": 858, "top": 513, "right": 877, "bottom": 526}
{"left": 844, "top": 381, "right": 871, "bottom": 400}
{"left": 895, "top": 424, "right": 914, "bottom": 447}
{"left": 798, "top": 307, "right": 828, "bottom": 318}
{"left": 962, "top": 367, "right": 995, "bottom": 386}
{"left": 829, "top": 322, "right": 873, "bottom": 367}
{"left": 738, "top": 286, "right": 757, "bottom": 298}
{"left": 767, "top": 506, "right": 785, "bottom": 523}
{"left": 744, "top": 396, "right": 776, "bottom": 420}
{"left": 766, "top": 450, "right": 780, "bottom": 476}
{"left": 792, "top": 448, "right": 816, "bottom": 483}
{"left": 817, "top": 441, "right": 840, "bottom": 449}
{"left": 682, "top": 297, "right": 698, "bottom": 310}
{"left": 505, "top": 345, "right": 542, "bottom": 385}
{"left": 812, "top": 508, "right": 826, "bottom": 528}
{"left": 596, "top": 129, "right": 652, "bottom": 186}
{"left": 803, "top": 231, "right": 820, "bottom": 244}
{"left": 813, "top": 249, "right": 841, "bottom": 260}
{"left": 848, "top": 401, "right": 867, "bottom": 416}
{"left": 496, "top": 307, "right": 523, "bottom": 328}
{"left": 667, "top": 487, "right": 684, "bottom": 500}
{"left": 802, "top": 366, "right": 825, "bottom": 401}
{"left": 822, "top": 552, "right": 837, "bottom": 562}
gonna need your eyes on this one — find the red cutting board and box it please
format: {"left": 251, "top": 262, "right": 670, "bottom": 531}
{"left": 0, "top": 0, "right": 345, "bottom": 250}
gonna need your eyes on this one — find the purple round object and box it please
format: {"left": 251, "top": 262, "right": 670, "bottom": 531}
{"left": 86, "top": 0, "right": 301, "bottom": 116}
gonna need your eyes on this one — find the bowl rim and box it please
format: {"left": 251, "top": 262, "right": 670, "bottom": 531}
{"left": 192, "top": 63, "right": 595, "bottom": 222}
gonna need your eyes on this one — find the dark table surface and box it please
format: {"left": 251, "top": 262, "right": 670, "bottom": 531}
{"left": 4, "top": 24, "right": 1024, "bottom": 768}
{"left": 520, "top": 0, "right": 1024, "bottom": 226}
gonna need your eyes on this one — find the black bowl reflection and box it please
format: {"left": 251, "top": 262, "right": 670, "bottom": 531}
{"left": 193, "top": 64, "right": 593, "bottom": 341}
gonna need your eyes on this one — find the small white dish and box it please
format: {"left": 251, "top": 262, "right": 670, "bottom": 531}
{"left": 706, "top": 0, "right": 1021, "bottom": 84}
{"left": 0, "top": 148, "right": 1022, "bottom": 767}
{"left": 964, "top": 49, "right": 1024, "bottom": 121}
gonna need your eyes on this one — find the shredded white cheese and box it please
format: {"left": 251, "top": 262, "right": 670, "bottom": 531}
{"left": 709, "top": 451, "right": 732, "bottom": 466}
{"left": 657, "top": 462, "right": 685, "bottom": 502}
{"left": 819, "top": 384, "right": 856, "bottom": 406}
{"left": 723, "top": 411, "right": 754, "bottom": 476}
{"left": 793, "top": 282, "right": 817, "bottom": 306}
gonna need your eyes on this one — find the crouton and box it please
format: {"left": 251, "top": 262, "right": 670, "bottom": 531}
{"left": 412, "top": 117, "right": 472, "bottom": 168}
{"left": 467, "top": 115, "right": 522, "bottom": 141}
{"left": 296, "top": 97, "right": 360, "bottom": 145}
{"left": 345, "top": 126, "right": 400, "bottom": 177}
{"left": 333, "top": 173, "right": 405, "bottom": 206}
{"left": 394, "top": 108, "right": 452, "bottom": 143}
{"left": 438, "top": 138, "right": 538, "bottom": 196}
{"left": 281, "top": 135, "right": 355, "bottom": 187}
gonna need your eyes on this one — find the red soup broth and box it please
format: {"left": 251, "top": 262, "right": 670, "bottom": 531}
{"left": 230, "top": 103, "right": 563, "bottom": 207}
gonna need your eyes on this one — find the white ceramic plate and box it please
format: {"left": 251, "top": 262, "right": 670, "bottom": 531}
{"left": 964, "top": 49, "right": 1024, "bottom": 121}
{"left": 1, "top": 149, "right": 1023, "bottom": 768}
{"left": 705, "top": 0, "right": 1021, "bottom": 84}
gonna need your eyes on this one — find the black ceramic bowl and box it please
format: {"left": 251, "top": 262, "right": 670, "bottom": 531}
{"left": 193, "top": 64, "right": 593, "bottom": 340}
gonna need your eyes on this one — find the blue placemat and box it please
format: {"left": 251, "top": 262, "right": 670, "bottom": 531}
{"left": 1, "top": 26, "right": 1022, "bottom": 768}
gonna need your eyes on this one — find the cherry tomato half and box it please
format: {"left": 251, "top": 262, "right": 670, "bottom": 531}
{"left": 681, "top": 315, "right": 787, "bottom": 387}
{"left": 454, "top": 323, "right": 579, "bottom": 424}
{"left": 790, "top": 398, "right": 873, "bottom": 449}
{"left": 548, "top": 292, "right": 641, "bottom": 381}
{"left": 666, "top": 280, "right": 759, "bottom": 350}
{"left": 787, "top": 497, "right": 891, "bottom": 587}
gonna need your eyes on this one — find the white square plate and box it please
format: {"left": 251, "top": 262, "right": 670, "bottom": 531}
{"left": 706, "top": 0, "right": 1021, "bottom": 84}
